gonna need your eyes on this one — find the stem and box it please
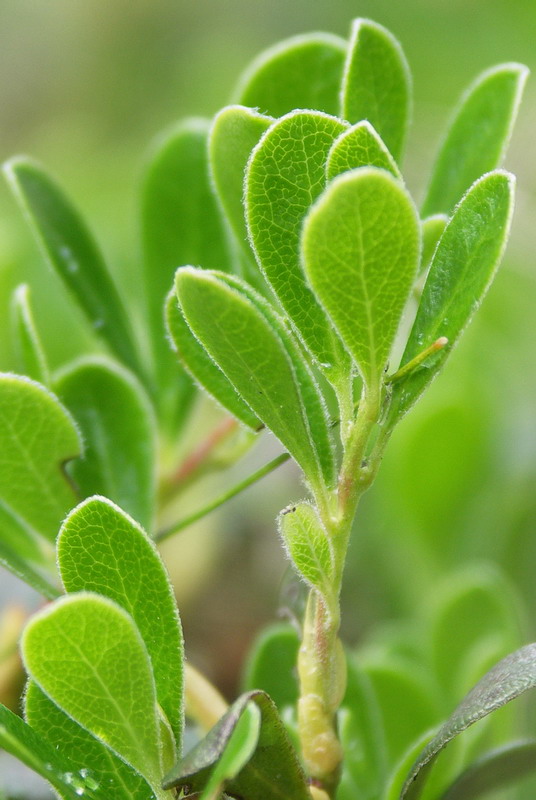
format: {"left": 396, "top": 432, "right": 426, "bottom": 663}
{"left": 155, "top": 452, "right": 290, "bottom": 543}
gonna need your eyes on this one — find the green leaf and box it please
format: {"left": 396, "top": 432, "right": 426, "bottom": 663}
{"left": 242, "top": 623, "right": 300, "bottom": 709}
{"left": 0, "top": 537, "right": 59, "bottom": 599}
{"left": 163, "top": 691, "right": 311, "bottom": 800}
{"left": 10, "top": 284, "right": 49, "bottom": 386}
{"left": 340, "top": 19, "right": 411, "bottom": 163}
{"left": 0, "top": 701, "right": 101, "bottom": 800}
{"left": 383, "top": 731, "right": 433, "bottom": 800}
{"left": 440, "top": 740, "right": 536, "bottom": 799}
{"left": 302, "top": 167, "right": 420, "bottom": 390}
{"left": 422, "top": 63, "right": 528, "bottom": 216}
{"left": 21, "top": 593, "right": 166, "bottom": 798}
{"left": 165, "top": 290, "right": 260, "bottom": 430}
{"left": 278, "top": 502, "right": 334, "bottom": 597}
{"left": 4, "top": 158, "right": 142, "bottom": 377}
{"left": 54, "top": 357, "right": 157, "bottom": 532}
{"left": 245, "top": 110, "right": 351, "bottom": 379}
{"left": 234, "top": 33, "right": 346, "bottom": 118}
{"left": 419, "top": 215, "right": 448, "bottom": 275}
{"left": 175, "top": 268, "right": 334, "bottom": 490}
{"left": 399, "top": 642, "right": 536, "bottom": 800}
{"left": 25, "top": 681, "right": 154, "bottom": 800}
{"left": 57, "top": 496, "right": 184, "bottom": 750}
{"left": 387, "top": 170, "right": 514, "bottom": 424}
{"left": 326, "top": 121, "right": 401, "bottom": 181}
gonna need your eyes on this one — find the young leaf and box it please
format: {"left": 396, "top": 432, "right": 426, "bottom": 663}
{"left": 278, "top": 502, "right": 334, "bottom": 598}
{"left": 21, "top": 593, "right": 166, "bottom": 798}
{"left": 4, "top": 158, "right": 142, "bottom": 377}
{"left": 245, "top": 110, "right": 351, "bottom": 378}
{"left": 400, "top": 642, "right": 536, "bottom": 799}
{"left": 25, "top": 681, "right": 154, "bottom": 800}
{"left": 165, "top": 289, "right": 260, "bottom": 430}
{"left": 422, "top": 63, "right": 528, "bottom": 216}
{"left": 326, "top": 121, "right": 401, "bottom": 181}
{"left": 54, "top": 357, "right": 157, "bottom": 532}
{"left": 234, "top": 33, "right": 346, "bottom": 118}
{"left": 440, "top": 740, "right": 536, "bottom": 799}
{"left": 57, "top": 496, "right": 184, "bottom": 749}
{"left": 420, "top": 215, "right": 448, "bottom": 275}
{"left": 163, "top": 691, "right": 311, "bottom": 800}
{"left": 387, "top": 170, "right": 514, "bottom": 425}
{"left": 0, "top": 374, "right": 81, "bottom": 543}
{"left": 175, "top": 268, "right": 335, "bottom": 489}
{"left": 340, "top": 19, "right": 411, "bottom": 163}
{"left": 242, "top": 623, "right": 300, "bottom": 709}
{"left": 10, "top": 284, "right": 50, "bottom": 386}
{"left": 302, "top": 167, "right": 420, "bottom": 390}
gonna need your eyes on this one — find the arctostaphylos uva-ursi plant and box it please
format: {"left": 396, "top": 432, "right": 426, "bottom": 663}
{"left": 0, "top": 16, "right": 535, "bottom": 800}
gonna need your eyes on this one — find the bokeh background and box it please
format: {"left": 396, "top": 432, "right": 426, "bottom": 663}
{"left": 1, "top": 0, "right": 536, "bottom": 795}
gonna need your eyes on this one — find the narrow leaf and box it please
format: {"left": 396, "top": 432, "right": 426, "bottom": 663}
{"left": 21, "top": 593, "right": 165, "bottom": 796}
{"left": 57, "top": 496, "right": 184, "bottom": 749}
{"left": 54, "top": 357, "right": 157, "bottom": 532}
{"left": 440, "top": 740, "right": 536, "bottom": 799}
{"left": 245, "top": 110, "right": 351, "bottom": 378}
{"left": 234, "top": 33, "right": 346, "bottom": 118}
{"left": 420, "top": 215, "right": 448, "bottom": 275}
{"left": 422, "top": 63, "right": 528, "bottom": 216}
{"left": 278, "top": 502, "right": 334, "bottom": 597}
{"left": 340, "top": 19, "right": 411, "bottom": 163}
{"left": 388, "top": 170, "right": 514, "bottom": 425}
{"left": 10, "top": 284, "right": 49, "bottom": 386}
{"left": 302, "top": 167, "right": 420, "bottom": 389}
{"left": 0, "top": 537, "right": 59, "bottom": 599}
{"left": 326, "top": 121, "right": 401, "bottom": 181}
{"left": 400, "top": 642, "right": 536, "bottom": 799}
{"left": 4, "top": 158, "right": 141, "bottom": 376}
{"left": 165, "top": 289, "right": 260, "bottom": 430}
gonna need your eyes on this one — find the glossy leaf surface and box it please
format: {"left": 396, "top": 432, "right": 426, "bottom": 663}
{"left": 440, "top": 740, "right": 536, "bottom": 799}
{"left": 278, "top": 502, "right": 334, "bottom": 596}
{"left": 10, "top": 284, "right": 49, "bottom": 386}
{"left": 422, "top": 63, "right": 528, "bottom": 216}
{"left": 302, "top": 167, "right": 420, "bottom": 389}
{"left": 326, "top": 121, "right": 401, "bottom": 181}
{"left": 341, "top": 19, "right": 411, "bottom": 162}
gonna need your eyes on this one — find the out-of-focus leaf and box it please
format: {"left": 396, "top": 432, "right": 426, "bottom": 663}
{"left": 383, "top": 731, "right": 434, "bottom": 800}
{"left": 302, "top": 167, "right": 420, "bottom": 390}
{"left": 242, "top": 623, "right": 300, "bottom": 709}
{"left": 400, "top": 643, "right": 536, "bottom": 799}
{"left": 422, "top": 63, "right": 528, "bottom": 216}
{"left": 57, "top": 496, "right": 184, "bottom": 750}
{"left": 440, "top": 740, "right": 536, "bottom": 799}
{"left": 54, "top": 357, "right": 156, "bottom": 532}
{"left": 234, "top": 33, "right": 346, "bottom": 117}
{"left": 278, "top": 502, "right": 334, "bottom": 597}
{"left": 340, "top": 19, "right": 411, "bottom": 163}
{"left": 4, "top": 158, "right": 141, "bottom": 377}
{"left": 10, "top": 284, "right": 49, "bottom": 386}
{"left": 419, "top": 215, "right": 448, "bottom": 275}
{"left": 326, "top": 121, "right": 401, "bottom": 181}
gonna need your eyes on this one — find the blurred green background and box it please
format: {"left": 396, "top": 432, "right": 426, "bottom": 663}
{"left": 1, "top": 0, "right": 536, "bottom": 731}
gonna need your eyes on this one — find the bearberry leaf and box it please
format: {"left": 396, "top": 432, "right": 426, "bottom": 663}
{"left": 440, "top": 741, "right": 536, "bottom": 799}
{"left": 419, "top": 215, "right": 448, "bottom": 275}
{"left": 10, "top": 284, "right": 50, "bottom": 386}
{"left": 326, "top": 121, "right": 401, "bottom": 181}
{"left": 278, "top": 502, "right": 334, "bottom": 598}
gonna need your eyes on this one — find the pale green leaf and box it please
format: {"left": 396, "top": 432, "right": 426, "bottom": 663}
{"left": 234, "top": 33, "right": 346, "bottom": 117}
{"left": 388, "top": 170, "right": 514, "bottom": 424}
{"left": 326, "top": 121, "right": 401, "bottom": 182}
{"left": 54, "top": 357, "right": 157, "bottom": 532}
{"left": 0, "top": 537, "right": 59, "bottom": 599}
{"left": 440, "top": 741, "right": 536, "bottom": 799}
{"left": 340, "top": 19, "right": 411, "bottom": 163}
{"left": 4, "top": 158, "right": 142, "bottom": 377}
{"left": 10, "top": 284, "right": 49, "bottom": 386}
{"left": 419, "top": 215, "right": 448, "bottom": 275}
{"left": 278, "top": 502, "right": 334, "bottom": 596}
{"left": 21, "top": 593, "right": 166, "bottom": 797}
{"left": 245, "top": 110, "right": 351, "bottom": 379}
{"left": 422, "top": 63, "right": 528, "bottom": 216}
{"left": 302, "top": 167, "right": 420, "bottom": 389}
{"left": 242, "top": 623, "right": 300, "bottom": 709}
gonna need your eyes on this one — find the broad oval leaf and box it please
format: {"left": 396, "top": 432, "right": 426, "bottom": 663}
{"left": 326, "top": 121, "right": 401, "bottom": 181}
{"left": 278, "top": 502, "right": 334, "bottom": 597}
{"left": 175, "top": 268, "right": 335, "bottom": 490}
{"left": 234, "top": 33, "right": 346, "bottom": 118}
{"left": 387, "top": 170, "right": 514, "bottom": 425}
{"left": 57, "top": 496, "right": 184, "bottom": 750}
{"left": 340, "top": 19, "right": 411, "bottom": 163}
{"left": 422, "top": 63, "right": 528, "bottom": 216}
{"left": 400, "top": 642, "right": 536, "bottom": 799}
{"left": 165, "top": 289, "right": 260, "bottom": 430}
{"left": 21, "top": 593, "right": 165, "bottom": 797}
{"left": 4, "top": 157, "right": 142, "bottom": 377}
{"left": 54, "top": 357, "right": 157, "bottom": 532}
{"left": 10, "top": 284, "right": 49, "bottom": 386}
{"left": 440, "top": 740, "right": 536, "bottom": 799}
{"left": 302, "top": 167, "right": 420, "bottom": 390}
{"left": 245, "top": 110, "right": 351, "bottom": 378}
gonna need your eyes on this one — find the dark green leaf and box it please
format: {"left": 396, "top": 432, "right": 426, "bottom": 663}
{"left": 440, "top": 740, "right": 536, "bottom": 799}
{"left": 234, "top": 33, "right": 346, "bottom": 117}
{"left": 4, "top": 158, "right": 142, "bottom": 377}
{"left": 340, "top": 19, "right": 411, "bottom": 163}
{"left": 422, "top": 63, "right": 528, "bottom": 216}
{"left": 10, "top": 284, "right": 49, "bottom": 386}
{"left": 326, "top": 121, "right": 401, "bottom": 181}
{"left": 242, "top": 623, "right": 300, "bottom": 709}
